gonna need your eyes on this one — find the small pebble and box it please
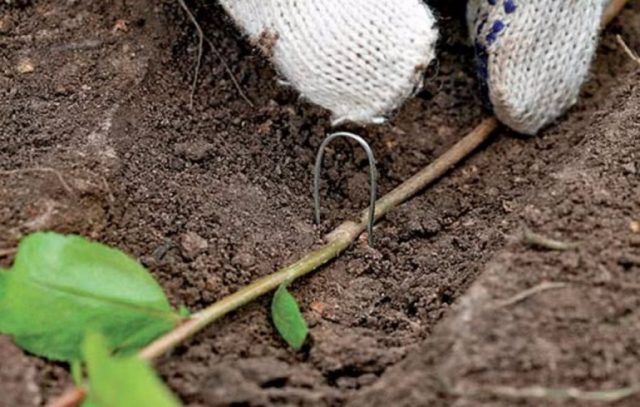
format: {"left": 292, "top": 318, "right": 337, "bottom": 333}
{"left": 231, "top": 251, "right": 256, "bottom": 268}
{"left": 16, "top": 58, "right": 35, "bottom": 74}
{"left": 174, "top": 140, "right": 214, "bottom": 162}
{"left": 357, "top": 373, "right": 378, "bottom": 387}
{"left": 0, "top": 16, "right": 13, "bottom": 34}
{"left": 180, "top": 231, "right": 208, "bottom": 259}
{"left": 622, "top": 162, "right": 637, "bottom": 174}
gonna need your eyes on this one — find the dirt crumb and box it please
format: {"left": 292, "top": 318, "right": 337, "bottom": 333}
{"left": 253, "top": 29, "right": 280, "bottom": 58}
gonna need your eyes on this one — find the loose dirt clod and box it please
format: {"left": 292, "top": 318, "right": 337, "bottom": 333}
{"left": 112, "top": 19, "right": 129, "bottom": 33}
{"left": 179, "top": 231, "right": 208, "bottom": 259}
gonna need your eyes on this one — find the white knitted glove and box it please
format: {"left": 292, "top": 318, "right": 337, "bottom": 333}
{"left": 468, "top": 0, "right": 607, "bottom": 134}
{"left": 219, "top": 0, "right": 439, "bottom": 125}
{"left": 221, "top": 0, "right": 606, "bottom": 134}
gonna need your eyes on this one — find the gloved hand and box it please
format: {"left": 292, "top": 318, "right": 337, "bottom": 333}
{"left": 219, "top": 0, "right": 608, "bottom": 135}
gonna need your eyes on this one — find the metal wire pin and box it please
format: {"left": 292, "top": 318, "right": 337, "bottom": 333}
{"left": 313, "top": 132, "right": 377, "bottom": 246}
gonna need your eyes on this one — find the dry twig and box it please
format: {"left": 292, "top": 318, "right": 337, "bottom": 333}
{"left": 603, "top": 0, "right": 631, "bottom": 27}
{"left": 493, "top": 282, "right": 568, "bottom": 308}
{"left": 522, "top": 228, "right": 579, "bottom": 251}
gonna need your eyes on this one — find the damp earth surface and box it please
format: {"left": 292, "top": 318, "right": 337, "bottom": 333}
{"left": 1, "top": 1, "right": 639, "bottom": 406}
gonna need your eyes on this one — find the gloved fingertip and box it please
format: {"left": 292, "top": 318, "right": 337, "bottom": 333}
{"left": 468, "top": 0, "right": 605, "bottom": 134}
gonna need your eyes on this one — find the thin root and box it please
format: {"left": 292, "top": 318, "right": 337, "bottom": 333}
{"left": 616, "top": 35, "right": 640, "bottom": 66}
{"left": 493, "top": 282, "right": 568, "bottom": 308}
{"left": 0, "top": 167, "right": 74, "bottom": 194}
{"left": 204, "top": 37, "right": 254, "bottom": 107}
{"left": 177, "top": 0, "right": 203, "bottom": 109}
{"left": 178, "top": 0, "right": 253, "bottom": 108}
{"left": 522, "top": 228, "right": 579, "bottom": 251}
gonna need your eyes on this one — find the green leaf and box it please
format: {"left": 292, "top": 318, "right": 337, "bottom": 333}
{"left": 0, "top": 271, "right": 7, "bottom": 298}
{"left": 71, "top": 360, "right": 83, "bottom": 385}
{"left": 0, "top": 232, "right": 181, "bottom": 361}
{"left": 178, "top": 305, "right": 191, "bottom": 318}
{"left": 271, "top": 282, "right": 308, "bottom": 350}
{"left": 82, "top": 332, "right": 181, "bottom": 407}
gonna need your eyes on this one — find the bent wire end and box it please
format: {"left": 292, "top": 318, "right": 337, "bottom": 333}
{"left": 313, "top": 132, "right": 377, "bottom": 246}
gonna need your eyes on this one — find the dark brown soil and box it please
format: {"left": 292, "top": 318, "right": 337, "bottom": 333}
{"left": 1, "top": 1, "right": 638, "bottom": 406}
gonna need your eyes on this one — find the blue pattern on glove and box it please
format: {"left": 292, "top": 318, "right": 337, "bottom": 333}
{"left": 473, "top": 0, "right": 517, "bottom": 106}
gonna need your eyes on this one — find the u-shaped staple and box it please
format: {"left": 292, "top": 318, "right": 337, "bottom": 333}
{"left": 313, "top": 132, "right": 378, "bottom": 246}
